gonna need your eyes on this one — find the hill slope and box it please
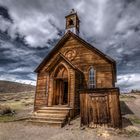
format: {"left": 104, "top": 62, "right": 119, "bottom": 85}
{"left": 0, "top": 80, "right": 35, "bottom": 93}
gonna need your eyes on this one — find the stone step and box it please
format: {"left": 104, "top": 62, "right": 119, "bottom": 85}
{"left": 31, "top": 116, "right": 66, "bottom": 121}
{"left": 36, "top": 110, "right": 69, "bottom": 114}
{"left": 29, "top": 106, "right": 70, "bottom": 127}
{"left": 41, "top": 106, "right": 71, "bottom": 110}
{"left": 28, "top": 120, "right": 63, "bottom": 127}
{"left": 34, "top": 113, "right": 67, "bottom": 118}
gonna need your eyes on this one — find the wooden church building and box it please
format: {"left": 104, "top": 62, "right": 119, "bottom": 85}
{"left": 33, "top": 9, "right": 122, "bottom": 128}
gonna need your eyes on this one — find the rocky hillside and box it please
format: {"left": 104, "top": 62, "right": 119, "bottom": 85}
{"left": 0, "top": 80, "right": 35, "bottom": 93}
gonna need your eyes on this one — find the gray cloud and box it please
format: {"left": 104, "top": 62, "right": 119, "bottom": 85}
{"left": 0, "top": 0, "right": 140, "bottom": 91}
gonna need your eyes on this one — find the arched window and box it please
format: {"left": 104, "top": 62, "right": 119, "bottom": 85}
{"left": 88, "top": 67, "right": 95, "bottom": 89}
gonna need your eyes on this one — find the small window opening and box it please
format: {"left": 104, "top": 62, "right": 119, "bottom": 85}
{"left": 69, "top": 19, "right": 74, "bottom": 26}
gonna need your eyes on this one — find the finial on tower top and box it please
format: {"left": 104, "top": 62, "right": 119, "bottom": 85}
{"left": 70, "top": 9, "right": 76, "bottom": 14}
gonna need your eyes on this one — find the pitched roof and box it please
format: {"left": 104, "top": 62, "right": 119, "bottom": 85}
{"left": 34, "top": 31, "right": 116, "bottom": 78}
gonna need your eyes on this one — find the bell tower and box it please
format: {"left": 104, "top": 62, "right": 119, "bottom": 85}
{"left": 65, "top": 9, "right": 80, "bottom": 35}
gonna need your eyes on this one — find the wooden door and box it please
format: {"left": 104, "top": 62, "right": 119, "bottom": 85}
{"left": 54, "top": 79, "right": 63, "bottom": 105}
{"left": 90, "top": 94, "right": 110, "bottom": 125}
{"left": 53, "top": 79, "right": 68, "bottom": 105}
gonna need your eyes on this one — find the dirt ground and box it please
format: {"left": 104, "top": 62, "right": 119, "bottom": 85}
{"left": 0, "top": 92, "right": 140, "bottom": 140}
{"left": 0, "top": 120, "right": 140, "bottom": 140}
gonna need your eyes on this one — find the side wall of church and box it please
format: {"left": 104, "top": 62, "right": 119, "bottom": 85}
{"left": 34, "top": 73, "right": 48, "bottom": 110}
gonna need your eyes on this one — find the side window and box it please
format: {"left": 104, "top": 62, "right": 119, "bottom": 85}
{"left": 88, "top": 67, "right": 95, "bottom": 89}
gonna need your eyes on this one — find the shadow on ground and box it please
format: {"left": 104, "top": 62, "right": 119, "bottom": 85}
{"left": 120, "top": 101, "right": 134, "bottom": 128}
{"left": 120, "top": 101, "right": 134, "bottom": 115}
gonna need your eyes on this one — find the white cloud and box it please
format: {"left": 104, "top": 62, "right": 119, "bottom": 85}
{"left": 0, "top": 15, "right": 12, "bottom": 32}
{"left": 1, "top": 0, "right": 139, "bottom": 49}
{"left": 0, "top": 0, "right": 111, "bottom": 46}
{"left": 0, "top": 0, "right": 140, "bottom": 91}
{"left": 94, "top": 0, "right": 107, "bottom": 33}
{"left": 0, "top": 73, "right": 36, "bottom": 85}
{"left": 9, "top": 67, "right": 33, "bottom": 73}
{"left": 0, "top": 0, "right": 62, "bottom": 47}
{"left": 117, "top": 73, "right": 140, "bottom": 91}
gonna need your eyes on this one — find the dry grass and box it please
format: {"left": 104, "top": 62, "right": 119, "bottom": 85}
{"left": 120, "top": 94, "right": 136, "bottom": 100}
{"left": 0, "top": 104, "right": 16, "bottom": 122}
{"left": 0, "top": 91, "right": 34, "bottom": 122}
{"left": 0, "top": 105, "right": 14, "bottom": 115}
{"left": 127, "top": 115, "right": 140, "bottom": 124}
{"left": 0, "top": 115, "right": 15, "bottom": 122}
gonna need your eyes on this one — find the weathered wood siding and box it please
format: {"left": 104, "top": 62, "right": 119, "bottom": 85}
{"left": 73, "top": 71, "right": 81, "bottom": 115}
{"left": 40, "top": 36, "right": 115, "bottom": 88}
{"left": 60, "top": 37, "right": 114, "bottom": 88}
{"left": 34, "top": 73, "right": 48, "bottom": 110}
{"left": 80, "top": 88, "right": 122, "bottom": 128}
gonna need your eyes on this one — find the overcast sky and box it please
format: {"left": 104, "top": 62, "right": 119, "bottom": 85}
{"left": 0, "top": 0, "right": 140, "bottom": 92}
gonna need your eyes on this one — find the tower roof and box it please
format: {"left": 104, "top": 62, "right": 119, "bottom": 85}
{"left": 65, "top": 9, "right": 79, "bottom": 20}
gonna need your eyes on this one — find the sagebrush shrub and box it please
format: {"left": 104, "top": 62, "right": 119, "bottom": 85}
{"left": 0, "top": 105, "right": 14, "bottom": 115}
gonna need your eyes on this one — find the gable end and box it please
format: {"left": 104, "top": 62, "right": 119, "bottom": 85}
{"left": 34, "top": 31, "right": 116, "bottom": 82}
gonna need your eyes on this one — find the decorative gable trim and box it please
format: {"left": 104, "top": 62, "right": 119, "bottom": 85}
{"left": 44, "top": 53, "right": 82, "bottom": 74}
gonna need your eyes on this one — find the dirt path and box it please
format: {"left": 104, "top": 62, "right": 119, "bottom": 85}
{"left": 0, "top": 121, "right": 140, "bottom": 140}
{"left": 0, "top": 122, "right": 62, "bottom": 140}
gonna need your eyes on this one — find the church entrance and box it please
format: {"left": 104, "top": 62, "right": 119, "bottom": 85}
{"left": 54, "top": 79, "right": 68, "bottom": 105}
{"left": 53, "top": 65, "right": 69, "bottom": 106}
